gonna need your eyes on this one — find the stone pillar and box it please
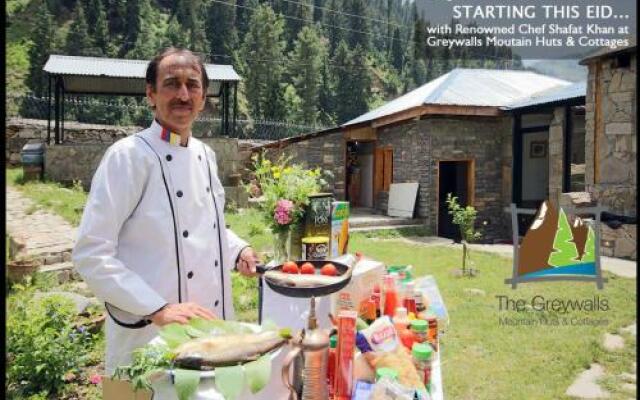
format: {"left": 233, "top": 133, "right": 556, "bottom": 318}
{"left": 548, "top": 107, "right": 565, "bottom": 207}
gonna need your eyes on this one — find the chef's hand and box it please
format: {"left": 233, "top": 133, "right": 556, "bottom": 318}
{"left": 236, "top": 247, "right": 260, "bottom": 277}
{"left": 150, "top": 302, "right": 217, "bottom": 326}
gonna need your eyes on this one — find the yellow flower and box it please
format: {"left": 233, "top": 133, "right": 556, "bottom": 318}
{"left": 273, "top": 171, "right": 281, "bottom": 179}
{"left": 283, "top": 167, "right": 292, "bottom": 174}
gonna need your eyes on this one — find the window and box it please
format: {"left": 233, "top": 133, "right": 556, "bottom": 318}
{"left": 374, "top": 146, "right": 393, "bottom": 192}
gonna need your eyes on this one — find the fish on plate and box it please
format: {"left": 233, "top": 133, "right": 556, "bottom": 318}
{"left": 173, "top": 330, "right": 287, "bottom": 370}
{"left": 263, "top": 269, "right": 350, "bottom": 288}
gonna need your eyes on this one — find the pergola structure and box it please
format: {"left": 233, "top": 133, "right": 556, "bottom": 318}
{"left": 43, "top": 55, "right": 241, "bottom": 144}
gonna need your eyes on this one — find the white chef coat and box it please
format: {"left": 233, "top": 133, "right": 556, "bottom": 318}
{"left": 72, "top": 120, "right": 248, "bottom": 374}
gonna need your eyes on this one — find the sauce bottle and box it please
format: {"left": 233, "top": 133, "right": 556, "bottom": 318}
{"left": 327, "top": 335, "right": 337, "bottom": 398}
{"left": 412, "top": 342, "right": 434, "bottom": 392}
{"left": 382, "top": 275, "right": 399, "bottom": 318}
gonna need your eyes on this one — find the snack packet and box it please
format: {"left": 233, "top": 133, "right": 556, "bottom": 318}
{"left": 371, "top": 377, "right": 415, "bottom": 400}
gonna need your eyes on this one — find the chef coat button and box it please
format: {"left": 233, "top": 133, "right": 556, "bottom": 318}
{"left": 187, "top": 271, "right": 194, "bottom": 279}
{"left": 198, "top": 155, "right": 202, "bottom": 161}
{"left": 215, "top": 260, "right": 219, "bottom": 267}
{"left": 206, "top": 187, "right": 210, "bottom": 193}
{"left": 166, "top": 154, "right": 172, "bottom": 162}
{"left": 183, "top": 230, "right": 189, "bottom": 238}
{"left": 176, "top": 190, "right": 183, "bottom": 197}
{"left": 214, "top": 300, "right": 220, "bottom": 307}
{"left": 213, "top": 222, "right": 216, "bottom": 229}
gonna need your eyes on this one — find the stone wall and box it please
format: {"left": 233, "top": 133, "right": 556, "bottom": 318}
{"left": 8, "top": 118, "right": 250, "bottom": 206}
{"left": 260, "top": 132, "right": 346, "bottom": 199}
{"left": 548, "top": 107, "right": 565, "bottom": 206}
{"left": 584, "top": 52, "right": 637, "bottom": 217}
{"left": 5, "top": 118, "right": 139, "bottom": 165}
{"left": 376, "top": 115, "right": 512, "bottom": 241}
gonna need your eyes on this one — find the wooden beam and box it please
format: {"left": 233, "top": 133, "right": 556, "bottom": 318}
{"left": 343, "top": 126, "right": 376, "bottom": 141}
{"left": 371, "top": 106, "right": 426, "bottom": 128}
{"left": 370, "top": 104, "right": 502, "bottom": 129}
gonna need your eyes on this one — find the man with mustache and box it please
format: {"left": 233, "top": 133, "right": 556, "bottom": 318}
{"left": 72, "top": 47, "right": 260, "bottom": 374}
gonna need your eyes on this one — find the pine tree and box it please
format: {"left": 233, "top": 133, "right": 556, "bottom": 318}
{"left": 343, "top": 0, "right": 369, "bottom": 51}
{"left": 27, "top": 0, "right": 54, "bottom": 96}
{"left": 164, "top": 18, "right": 188, "bottom": 49}
{"left": 93, "top": 0, "right": 112, "bottom": 56}
{"left": 126, "top": 0, "right": 156, "bottom": 59}
{"left": 206, "top": 0, "right": 237, "bottom": 62}
{"left": 120, "top": 0, "right": 141, "bottom": 57}
{"left": 284, "top": 0, "right": 312, "bottom": 50}
{"left": 548, "top": 209, "right": 580, "bottom": 267}
{"left": 318, "top": 61, "right": 336, "bottom": 124}
{"left": 66, "top": 1, "right": 95, "bottom": 56}
{"left": 313, "top": 0, "right": 324, "bottom": 22}
{"left": 106, "top": 0, "right": 127, "bottom": 37}
{"left": 581, "top": 226, "right": 596, "bottom": 263}
{"left": 241, "top": 3, "right": 287, "bottom": 120}
{"left": 391, "top": 27, "right": 403, "bottom": 72}
{"left": 333, "top": 41, "right": 371, "bottom": 123}
{"left": 323, "top": 0, "right": 345, "bottom": 57}
{"left": 289, "top": 25, "right": 327, "bottom": 125}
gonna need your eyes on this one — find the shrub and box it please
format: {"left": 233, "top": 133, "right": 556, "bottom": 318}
{"left": 6, "top": 289, "right": 94, "bottom": 397}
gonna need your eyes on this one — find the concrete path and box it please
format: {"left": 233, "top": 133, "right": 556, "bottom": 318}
{"left": 6, "top": 186, "right": 77, "bottom": 263}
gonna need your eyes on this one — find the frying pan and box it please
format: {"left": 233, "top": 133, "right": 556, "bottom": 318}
{"left": 256, "top": 260, "right": 353, "bottom": 298}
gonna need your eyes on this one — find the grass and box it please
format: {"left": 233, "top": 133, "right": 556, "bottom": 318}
{"left": 7, "top": 168, "right": 88, "bottom": 226}
{"left": 7, "top": 170, "right": 636, "bottom": 398}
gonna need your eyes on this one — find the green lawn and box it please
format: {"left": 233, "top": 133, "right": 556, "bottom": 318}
{"left": 7, "top": 168, "right": 636, "bottom": 399}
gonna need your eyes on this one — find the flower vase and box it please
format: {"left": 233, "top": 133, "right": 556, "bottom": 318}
{"left": 289, "top": 223, "right": 303, "bottom": 260}
{"left": 273, "top": 229, "right": 291, "bottom": 264}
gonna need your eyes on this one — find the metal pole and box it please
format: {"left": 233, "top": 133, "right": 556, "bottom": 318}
{"left": 233, "top": 82, "right": 238, "bottom": 137}
{"left": 61, "top": 82, "right": 65, "bottom": 144}
{"left": 47, "top": 75, "right": 52, "bottom": 145}
{"left": 54, "top": 78, "right": 60, "bottom": 144}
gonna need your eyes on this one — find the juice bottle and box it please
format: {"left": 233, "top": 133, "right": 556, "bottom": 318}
{"left": 403, "top": 281, "right": 417, "bottom": 314}
{"left": 327, "top": 335, "right": 337, "bottom": 398}
{"left": 372, "top": 285, "right": 381, "bottom": 318}
{"left": 382, "top": 275, "right": 399, "bottom": 318}
{"left": 410, "top": 319, "right": 428, "bottom": 343}
{"left": 425, "top": 312, "right": 439, "bottom": 352}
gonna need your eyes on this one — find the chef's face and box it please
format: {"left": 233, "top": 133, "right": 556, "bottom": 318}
{"left": 146, "top": 54, "right": 206, "bottom": 134}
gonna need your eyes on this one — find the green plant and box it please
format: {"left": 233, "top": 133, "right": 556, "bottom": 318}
{"left": 248, "top": 221, "right": 266, "bottom": 236}
{"left": 246, "top": 153, "right": 328, "bottom": 234}
{"left": 446, "top": 193, "right": 482, "bottom": 276}
{"left": 6, "top": 289, "right": 95, "bottom": 397}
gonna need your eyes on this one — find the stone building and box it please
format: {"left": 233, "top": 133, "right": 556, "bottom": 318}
{"left": 576, "top": 40, "right": 637, "bottom": 259}
{"left": 257, "top": 68, "right": 591, "bottom": 242}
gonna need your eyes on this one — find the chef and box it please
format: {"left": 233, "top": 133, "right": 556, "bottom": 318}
{"left": 72, "top": 47, "right": 259, "bottom": 374}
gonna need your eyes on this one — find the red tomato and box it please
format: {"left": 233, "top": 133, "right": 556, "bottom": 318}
{"left": 282, "top": 261, "right": 299, "bottom": 274}
{"left": 320, "top": 263, "right": 337, "bottom": 276}
{"left": 300, "top": 262, "right": 315, "bottom": 274}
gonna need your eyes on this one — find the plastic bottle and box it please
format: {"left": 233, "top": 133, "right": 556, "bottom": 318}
{"left": 327, "top": 335, "right": 337, "bottom": 398}
{"left": 425, "top": 312, "right": 439, "bottom": 352}
{"left": 412, "top": 343, "right": 434, "bottom": 392}
{"left": 382, "top": 275, "right": 399, "bottom": 318}
{"left": 393, "top": 307, "right": 410, "bottom": 331}
{"left": 411, "top": 319, "right": 428, "bottom": 343}
{"left": 372, "top": 285, "right": 381, "bottom": 318}
{"left": 403, "top": 282, "right": 417, "bottom": 314}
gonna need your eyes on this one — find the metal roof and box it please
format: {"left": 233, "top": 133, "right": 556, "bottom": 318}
{"left": 343, "top": 68, "right": 571, "bottom": 127}
{"left": 43, "top": 54, "right": 241, "bottom": 96}
{"left": 504, "top": 81, "right": 586, "bottom": 110}
{"left": 580, "top": 36, "right": 637, "bottom": 65}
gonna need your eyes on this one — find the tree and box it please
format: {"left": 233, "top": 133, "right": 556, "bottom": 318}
{"left": 284, "top": 0, "right": 312, "bottom": 50}
{"left": 323, "top": 0, "right": 345, "bottom": 57}
{"left": 446, "top": 193, "right": 482, "bottom": 276}
{"left": 343, "top": 0, "right": 369, "bottom": 51}
{"left": 27, "top": 1, "right": 54, "bottom": 96}
{"left": 206, "top": 0, "right": 238, "bottom": 62}
{"left": 548, "top": 209, "right": 580, "bottom": 267}
{"left": 92, "top": 0, "right": 112, "bottom": 56}
{"left": 333, "top": 41, "right": 371, "bottom": 123}
{"left": 289, "top": 26, "right": 327, "bottom": 125}
{"left": 125, "top": 0, "right": 157, "bottom": 59}
{"left": 241, "top": 3, "right": 287, "bottom": 120}
{"left": 391, "top": 27, "right": 404, "bottom": 72}
{"left": 66, "top": 1, "right": 94, "bottom": 56}
{"left": 581, "top": 226, "right": 596, "bottom": 263}
{"left": 120, "top": 0, "right": 142, "bottom": 57}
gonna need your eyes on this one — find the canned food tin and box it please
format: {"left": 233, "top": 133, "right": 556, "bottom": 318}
{"left": 301, "top": 236, "right": 329, "bottom": 260}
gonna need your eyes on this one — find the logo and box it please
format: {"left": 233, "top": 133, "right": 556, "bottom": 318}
{"left": 506, "top": 201, "right": 607, "bottom": 289}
